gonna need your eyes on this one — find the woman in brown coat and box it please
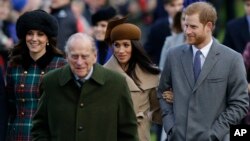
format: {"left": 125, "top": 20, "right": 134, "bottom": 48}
{"left": 104, "top": 18, "right": 161, "bottom": 141}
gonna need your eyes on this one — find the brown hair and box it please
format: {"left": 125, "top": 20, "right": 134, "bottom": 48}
{"left": 172, "top": 11, "right": 183, "bottom": 33}
{"left": 9, "top": 37, "right": 64, "bottom": 66}
{"left": 184, "top": 2, "right": 217, "bottom": 28}
{"left": 124, "top": 40, "right": 160, "bottom": 86}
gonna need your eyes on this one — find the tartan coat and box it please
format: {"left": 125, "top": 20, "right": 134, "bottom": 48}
{"left": 6, "top": 52, "right": 66, "bottom": 141}
{"left": 31, "top": 64, "right": 138, "bottom": 141}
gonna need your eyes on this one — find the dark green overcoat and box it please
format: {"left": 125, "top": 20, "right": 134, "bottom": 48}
{"left": 32, "top": 64, "right": 138, "bottom": 141}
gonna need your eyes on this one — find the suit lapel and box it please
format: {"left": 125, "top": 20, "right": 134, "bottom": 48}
{"left": 193, "top": 41, "right": 220, "bottom": 92}
{"left": 181, "top": 45, "right": 195, "bottom": 89}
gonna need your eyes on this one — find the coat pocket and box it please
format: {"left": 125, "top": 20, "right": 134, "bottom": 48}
{"left": 207, "top": 78, "right": 225, "bottom": 83}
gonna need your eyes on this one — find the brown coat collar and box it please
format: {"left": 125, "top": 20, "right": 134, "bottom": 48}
{"left": 104, "top": 56, "right": 159, "bottom": 91}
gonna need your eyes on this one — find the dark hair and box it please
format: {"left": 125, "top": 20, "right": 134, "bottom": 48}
{"left": 91, "top": 6, "right": 117, "bottom": 26}
{"left": 124, "top": 40, "right": 160, "bottom": 86}
{"left": 172, "top": 11, "right": 183, "bottom": 33}
{"left": 163, "top": 0, "right": 175, "bottom": 5}
{"left": 9, "top": 37, "right": 64, "bottom": 66}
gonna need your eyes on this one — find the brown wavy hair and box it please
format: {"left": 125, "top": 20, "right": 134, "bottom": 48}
{"left": 9, "top": 37, "right": 65, "bottom": 66}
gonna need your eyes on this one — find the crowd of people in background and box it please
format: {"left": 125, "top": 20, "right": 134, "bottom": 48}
{"left": 0, "top": 0, "right": 250, "bottom": 141}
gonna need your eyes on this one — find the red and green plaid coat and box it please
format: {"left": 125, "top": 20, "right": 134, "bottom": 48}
{"left": 6, "top": 55, "right": 66, "bottom": 141}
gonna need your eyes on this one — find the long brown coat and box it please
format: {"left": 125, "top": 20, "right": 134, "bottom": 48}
{"left": 104, "top": 56, "right": 162, "bottom": 141}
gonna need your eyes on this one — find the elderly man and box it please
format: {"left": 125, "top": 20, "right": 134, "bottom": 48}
{"left": 32, "top": 33, "right": 138, "bottom": 141}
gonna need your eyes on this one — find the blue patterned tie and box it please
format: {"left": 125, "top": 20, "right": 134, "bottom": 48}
{"left": 193, "top": 50, "right": 201, "bottom": 81}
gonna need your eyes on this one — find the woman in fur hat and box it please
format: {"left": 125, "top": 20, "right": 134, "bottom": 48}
{"left": 91, "top": 6, "right": 117, "bottom": 65}
{"left": 104, "top": 18, "right": 162, "bottom": 141}
{"left": 6, "top": 10, "right": 66, "bottom": 141}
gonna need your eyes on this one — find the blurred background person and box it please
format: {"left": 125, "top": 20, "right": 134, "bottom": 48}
{"left": 0, "top": 0, "right": 14, "bottom": 74}
{"left": 207, "top": 0, "right": 236, "bottom": 37}
{"left": 104, "top": 18, "right": 162, "bottom": 141}
{"left": 144, "top": 0, "right": 183, "bottom": 65}
{"left": 153, "top": 0, "right": 168, "bottom": 22}
{"left": 50, "top": 0, "right": 78, "bottom": 51}
{"left": 159, "top": 10, "right": 185, "bottom": 70}
{"left": 83, "top": 0, "right": 108, "bottom": 24}
{"left": 223, "top": 0, "right": 250, "bottom": 54}
{"left": 0, "top": 0, "right": 13, "bottom": 50}
{"left": 6, "top": 10, "right": 66, "bottom": 141}
{"left": 71, "top": 0, "right": 92, "bottom": 35}
{"left": 91, "top": 6, "right": 117, "bottom": 65}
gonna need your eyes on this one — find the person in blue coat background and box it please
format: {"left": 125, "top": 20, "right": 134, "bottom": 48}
{"left": 223, "top": 0, "right": 250, "bottom": 53}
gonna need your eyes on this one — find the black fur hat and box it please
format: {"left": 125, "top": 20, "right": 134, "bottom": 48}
{"left": 91, "top": 7, "right": 116, "bottom": 26}
{"left": 16, "top": 9, "right": 58, "bottom": 39}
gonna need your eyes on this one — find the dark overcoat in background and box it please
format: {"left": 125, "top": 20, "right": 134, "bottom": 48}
{"left": 223, "top": 16, "right": 250, "bottom": 53}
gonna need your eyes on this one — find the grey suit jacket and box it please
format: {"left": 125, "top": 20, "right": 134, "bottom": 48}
{"left": 158, "top": 40, "right": 249, "bottom": 141}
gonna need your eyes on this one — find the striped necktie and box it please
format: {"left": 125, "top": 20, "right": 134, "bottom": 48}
{"left": 77, "top": 79, "right": 84, "bottom": 87}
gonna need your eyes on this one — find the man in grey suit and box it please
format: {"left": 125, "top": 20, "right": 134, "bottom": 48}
{"left": 158, "top": 2, "right": 249, "bottom": 141}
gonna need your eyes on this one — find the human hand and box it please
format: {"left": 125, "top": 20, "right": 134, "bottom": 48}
{"left": 162, "top": 90, "right": 173, "bottom": 103}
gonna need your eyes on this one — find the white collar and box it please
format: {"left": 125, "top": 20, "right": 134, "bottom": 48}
{"left": 74, "top": 66, "right": 93, "bottom": 81}
{"left": 192, "top": 39, "right": 213, "bottom": 58}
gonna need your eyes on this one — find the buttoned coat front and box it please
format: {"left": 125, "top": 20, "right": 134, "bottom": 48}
{"left": 158, "top": 40, "right": 249, "bottom": 141}
{"left": 32, "top": 64, "right": 138, "bottom": 141}
{"left": 6, "top": 54, "right": 66, "bottom": 141}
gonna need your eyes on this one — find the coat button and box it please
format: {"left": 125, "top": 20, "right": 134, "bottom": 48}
{"left": 20, "top": 84, "right": 24, "bottom": 88}
{"left": 78, "top": 126, "right": 83, "bottom": 131}
{"left": 21, "top": 98, "right": 25, "bottom": 102}
{"left": 21, "top": 112, "right": 25, "bottom": 116}
{"left": 80, "top": 103, "right": 84, "bottom": 108}
{"left": 24, "top": 71, "right": 28, "bottom": 74}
